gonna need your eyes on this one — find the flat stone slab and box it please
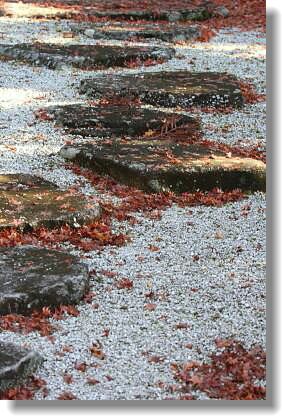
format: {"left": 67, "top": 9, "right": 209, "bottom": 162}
{"left": 78, "top": 22, "right": 200, "bottom": 43}
{"left": 60, "top": 140, "right": 266, "bottom": 193}
{"left": 0, "top": 245, "right": 89, "bottom": 315}
{"left": 0, "top": 341, "right": 43, "bottom": 392}
{"left": 77, "top": 1, "right": 212, "bottom": 22}
{"left": 0, "top": 43, "right": 174, "bottom": 70}
{"left": 48, "top": 104, "right": 201, "bottom": 139}
{"left": 5, "top": 1, "right": 213, "bottom": 22}
{"left": 80, "top": 71, "right": 244, "bottom": 109}
{"left": 0, "top": 174, "right": 101, "bottom": 230}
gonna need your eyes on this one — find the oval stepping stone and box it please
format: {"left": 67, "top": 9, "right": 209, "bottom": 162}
{"left": 80, "top": 71, "right": 244, "bottom": 109}
{"left": 59, "top": 140, "right": 266, "bottom": 193}
{"left": 48, "top": 103, "right": 201, "bottom": 139}
{"left": 0, "top": 245, "right": 89, "bottom": 315}
{"left": 0, "top": 341, "right": 43, "bottom": 392}
{"left": 0, "top": 43, "right": 175, "bottom": 70}
{"left": 0, "top": 173, "right": 101, "bottom": 230}
{"left": 78, "top": 22, "right": 200, "bottom": 43}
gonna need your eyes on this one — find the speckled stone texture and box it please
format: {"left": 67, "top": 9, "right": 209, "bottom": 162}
{"left": 80, "top": 71, "right": 244, "bottom": 109}
{"left": 0, "top": 173, "right": 101, "bottom": 231}
{"left": 0, "top": 245, "right": 89, "bottom": 315}
{"left": 0, "top": 43, "right": 175, "bottom": 69}
{"left": 0, "top": 341, "right": 43, "bottom": 391}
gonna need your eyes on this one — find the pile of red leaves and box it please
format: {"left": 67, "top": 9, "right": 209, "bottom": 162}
{"left": 67, "top": 164, "right": 246, "bottom": 223}
{"left": 0, "top": 221, "right": 127, "bottom": 251}
{"left": 170, "top": 339, "right": 266, "bottom": 400}
{"left": 0, "top": 376, "right": 47, "bottom": 400}
{"left": 239, "top": 80, "right": 266, "bottom": 105}
{"left": 13, "top": 1, "right": 266, "bottom": 35}
{"left": 0, "top": 305, "right": 79, "bottom": 336}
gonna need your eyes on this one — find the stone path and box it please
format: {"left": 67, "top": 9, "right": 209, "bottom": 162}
{"left": 2, "top": 1, "right": 214, "bottom": 22}
{"left": 77, "top": 22, "right": 200, "bottom": 43}
{"left": 0, "top": 43, "right": 174, "bottom": 70}
{"left": 60, "top": 141, "right": 265, "bottom": 193}
{"left": 47, "top": 103, "right": 200, "bottom": 139}
{"left": 80, "top": 70, "right": 244, "bottom": 109}
{"left": 0, "top": 245, "right": 89, "bottom": 315}
{"left": 0, "top": 173, "right": 101, "bottom": 230}
{"left": 0, "top": 0, "right": 266, "bottom": 400}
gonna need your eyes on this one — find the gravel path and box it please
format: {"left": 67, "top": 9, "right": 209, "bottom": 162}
{"left": 0, "top": 11, "right": 266, "bottom": 400}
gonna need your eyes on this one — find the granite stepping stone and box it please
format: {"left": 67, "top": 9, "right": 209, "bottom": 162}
{"left": 48, "top": 103, "right": 201, "bottom": 139}
{"left": 0, "top": 341, "right": 43, "bottom": 392}
{"left": 0, "top": 245, "right": 89, "bottom": 315}
{"left": 80, "top": 1, "right": 213, "bottom": 22}
{"left": 2, "top": 1, "right": 214, "bottom": 22}
{"left": 80, "top": 71, "right": 244, "bottom": 109}
{"left": 59, "top": 140, "right": 266, "bottom": 193}
{"left": 0, "top": 173, "right": 101, "bottom": 231}
{"left": 0, "top": 43, "right": 174, "bottom": 70}
{"left": 79, "top": 22, "right": 200, "bottom": 43}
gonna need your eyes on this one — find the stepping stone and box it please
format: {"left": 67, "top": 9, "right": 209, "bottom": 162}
{"left": 83, "top": 2, "right": 213, "bottom": 22}
{"left": 2, "top": 1, "right": 214, "bottom": 22}
{"left": 59, "top": 140, "right": 266, "bottom": 193}
{"left": 79, "top": 22, "right": 200, "bottom": 43}
{"left": 80, "top": 71, "right": 244, "bottom": 109}
{"left": 48, "top": 103, "right": 201, "bottom": 139}
{"left": 0, "top": 174, "right": 101, "bottom": 230}
{"left": 0, "top": 43, "right": 174, "bottom": 70}
{"left": 0, "top": 245, "right": 89, "bottom": 315}
{"left": 0, "top": 341, "right": 43, "bottom": 392}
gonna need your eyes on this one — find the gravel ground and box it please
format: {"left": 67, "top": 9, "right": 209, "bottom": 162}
{"left": 0, "top": 12, "right": 266, "bottom": 400}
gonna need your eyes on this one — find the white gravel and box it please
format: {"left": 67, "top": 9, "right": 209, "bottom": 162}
{"left": 0, "top": 12, "right": 266, "bottom": 400}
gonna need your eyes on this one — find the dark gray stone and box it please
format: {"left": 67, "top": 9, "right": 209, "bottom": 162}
{"left": 79, "top": 22, "right": 200, "bottom": 42}
{"left": 59, "top": 140, "right": 266, "bottom": 194}
{"left": 0, "top": 43, "right": 174, "bottom": 70}
{"left": 0, "top": 173, "right": 101, "bottom": 231}
{"left": 0, "top": 341, "right": 43, "bottom": 392}
{"left": 0, "top": 246, "right": 89, "bottom": 315}
{"left": 87, "top": 5, "right": 213, "bottom": 22}
{"left": 80, "top": 71, "right": 244, "bottom": 109}
{"left": 48, "top": 103, "right": 201, "bottom": 139}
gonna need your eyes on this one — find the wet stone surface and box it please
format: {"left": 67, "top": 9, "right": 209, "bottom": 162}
{"left": 0, "top": 173, "right": 101, "bottom": 230}
{"left": 80, "top": 71, "right": 244, "bottom": 109}
{"left": 0, "top": 341, "right": 43, "bottom": 392}
{"left": 0, "top": 43, "right": 175, "bottom": 70}
{"left": 48, "top": 103, "right": 201, "bottom": 139}
{"left": 0, "top": 245, "right": 89, "bottom": 315}
{"left": 77, "top": 22, "right": 200, "bottom": 43}
{"left": 60, "top": 140, "right": 266, "bottom": 193}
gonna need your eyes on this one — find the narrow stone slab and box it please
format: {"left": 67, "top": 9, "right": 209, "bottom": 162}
{"left": 59, "top": 140, "right": 266, "bottom": 193}
{"left": 48, "top": 104, "right": 201, "bottom": 139}
{"left": 0, "top": 245, "right": 89, "bottom": 315}
{"left": 80, "top": 71, "right": 244, "bottom": 109}
{"left": 5, "top": 0, "right": 213, "bottom": 21}
{"left": 0, "top": 174, "right": 101, "bottom": 230}
{"left": 0, "top": 43, "right": 174, "bottom": 70}
{"left": 79, "top": 22, "right": 200, "bottom": 43}
{"left": 83, "top": 3, "right": 213, "bottom": 22}
{"left": 0, "top": 341, "right": 43, "bottom": 392}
